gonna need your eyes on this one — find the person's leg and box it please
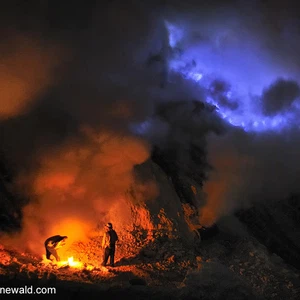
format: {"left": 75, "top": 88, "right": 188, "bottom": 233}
{"left": 52, "top": 249, "right": 60, "bottom": 261}
{"left": 46, "top": 246, "right": 60, "bottom": 261}
{"left": 109, "top": 247, "right": 115, "bottom": 267}
{"left": 102, "top": 247, "right": 110, "bottom": 266}
{"left": 46, "top": 247, "right": 52, "bottom": 260}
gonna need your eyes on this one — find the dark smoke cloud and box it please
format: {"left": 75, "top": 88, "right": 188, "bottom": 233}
{"left": 0, "top": 1, "right": 164, "bottom": 254}
{"left": 262, "top": 78, "right": 300, "bottom": 115}
{"left": 201, "top": 128, "right": 300, "bottom": 226}
{"left": 0, "top": 33, "right": 65, "bottom": 120}
{"left": 209, "top": 80, "right": 239, "bottom": 110}
{"left": 158, "top": 0, "right": 300, "bottom": 225}
{"left": 1, "top": 0, "right": 300, "bottom": 252}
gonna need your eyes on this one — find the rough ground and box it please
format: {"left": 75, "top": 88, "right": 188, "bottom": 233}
{"left": 1, "top": 218, "right": 299, "bottom": 300}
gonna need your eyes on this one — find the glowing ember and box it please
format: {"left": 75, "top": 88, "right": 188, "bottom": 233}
{"left": 55, "top": 256, "right": 84, "bottom": 269}
{"left": 86, "top": 265, "right": 94, "bottom": 271}
{"left": 67, "top": 256, "right": 83, "bottom": 268}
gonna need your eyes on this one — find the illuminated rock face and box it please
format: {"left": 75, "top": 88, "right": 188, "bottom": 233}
{"left": 105, "top": 160, "right": 200, "bottom": 246}
{"left": 59, "top": 159, "right": 202, "bottom": 265}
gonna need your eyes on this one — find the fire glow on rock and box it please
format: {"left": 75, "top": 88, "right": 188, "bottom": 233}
{"left": 42, "top": 255, "right": 95, "bottom": 271}
{"left": 42, "top": 255, "right": 83, "bottom": 269}
{"left": 164, "top": 20, "right": 300, "bottom": 133}
{"left": 60, "top": 257, "right": 83, "bottom": 269}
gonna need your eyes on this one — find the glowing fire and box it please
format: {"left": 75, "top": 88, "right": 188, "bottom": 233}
{"left": 42, "top": 253, "right": 96, "bottom": 271}
{"left": 68, "top": 256, "right": 82, "bottom": 267}
{"left": 57, "top": 256, "right": 84, "bottom": 269}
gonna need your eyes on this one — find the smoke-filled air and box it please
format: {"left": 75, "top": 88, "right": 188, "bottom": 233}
{"left": 1, "top": 0, "right": 300, "bottom": 255}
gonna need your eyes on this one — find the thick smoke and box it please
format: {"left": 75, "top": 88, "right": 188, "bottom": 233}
{"left": 0, "top": 33, "right": 63, "bottom": 119}
{"left": 160, "top": 0, "right": 300, "bottom": 226}
{"left": 9, "top": 128, "right": 153, "bottom": 254}
{"left": 1, "top": 0, "right": 300, "bottom": 253}
{"left": 201, "top": 128, "right": 300, "bottom": 226}
{"left": 262, "top": 79, "right": 300, "bottom": 115}
{"left": 0, "top": 1, "right": 163, "bottom": 255}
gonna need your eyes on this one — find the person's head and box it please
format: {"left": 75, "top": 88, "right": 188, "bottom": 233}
{"left": 105, "top": 223, "right": 113, "bottom": 231}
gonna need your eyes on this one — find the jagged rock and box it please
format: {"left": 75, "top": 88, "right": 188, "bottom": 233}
{"left": 105, "top": 160, "right": 195, "bottom": 250}
{"left": 166, "top": 255, "right": 175, "bottom": 263}
{"left": 27, "top": 263, "right": 36, "bottom": 272}
{"left": 0, "top": 251, "right": 11, "bottom": 265}
{"left": 7, "top": 261, "right": 21, "bottom": 270}
{"left": 196, "top": 256, "right": 202, "bottom": 262}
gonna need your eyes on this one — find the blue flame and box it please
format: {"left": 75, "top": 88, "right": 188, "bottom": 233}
{"left": 164, "top": 20, "right": 184, "bottom": 48}
{"left": 165, "top": 21, "right": 300, "bottom": 133}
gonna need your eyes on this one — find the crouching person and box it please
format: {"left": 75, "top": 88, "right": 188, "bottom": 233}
{"left": 44, "top": 235, "right": 68, "bottom": 262}
{"left": 101, "top": 223, "right": 118, "bottom": 267}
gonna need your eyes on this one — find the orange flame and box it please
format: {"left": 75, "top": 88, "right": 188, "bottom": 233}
{"left": 56, "top": 256, "right": 84, "bottom": 269}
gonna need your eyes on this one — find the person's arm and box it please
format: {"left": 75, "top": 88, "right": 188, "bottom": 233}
{"left": 115, "top": 231, "right": 119, "bottom": 244}
{"left": 55, "top": 240, "right": 66, "bottom": 249}
{"left": 47, "top": 240, "right": 57, "bottom": 248}
{"left": 102, "top": 232, "right": 106, "bottom": 248}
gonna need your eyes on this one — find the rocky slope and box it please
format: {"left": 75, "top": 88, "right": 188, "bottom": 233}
{"left": 236, "top": 195, "right": 300, "bottom": 271}
{"left": 0, "top": 215, "right": 299, "bottom": 299}
{"left": 0, "top": 150, "right": 300, "bottom": 299}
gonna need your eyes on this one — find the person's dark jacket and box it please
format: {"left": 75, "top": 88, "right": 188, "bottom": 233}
{"left": 102, "top": 230, "right": 118, "bottom": 248}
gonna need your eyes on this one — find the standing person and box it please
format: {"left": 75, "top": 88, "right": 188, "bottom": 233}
{"left": 44, "top": 235, "right": 68, "bottom": 262}
{"left": 101, "top": 223, "right": 118, "bottom": 267}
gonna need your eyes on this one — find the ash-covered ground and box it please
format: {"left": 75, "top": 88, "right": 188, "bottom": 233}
{"left": 1, "top": 214, "right": 299, "bottom": 300}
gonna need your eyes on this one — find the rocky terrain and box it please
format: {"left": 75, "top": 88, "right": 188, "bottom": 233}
{"left": 1, "top": 143, "right": 300, "bottom": 299}
{"left": 1, "top": 213, "right": 300, "bottom": 299}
